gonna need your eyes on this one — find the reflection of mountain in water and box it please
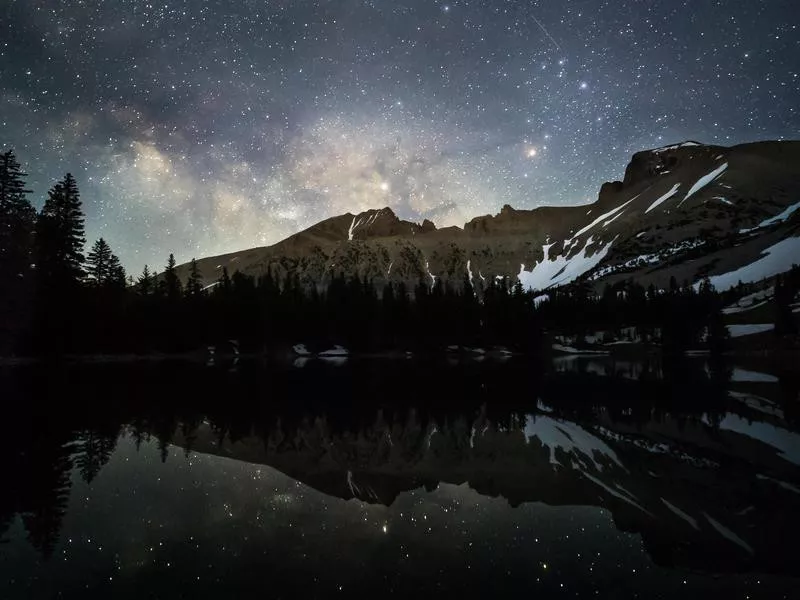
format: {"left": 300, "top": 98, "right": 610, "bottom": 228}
{"left": 174, "top": 388, "right": 800, "bottom": 577}
{"left": 2, "top": 358, "right": 798, "bottom": 578}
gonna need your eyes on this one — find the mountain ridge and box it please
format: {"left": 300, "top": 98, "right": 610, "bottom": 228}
{"left": 177, "top": 139, "right": 800, "bottom": 293}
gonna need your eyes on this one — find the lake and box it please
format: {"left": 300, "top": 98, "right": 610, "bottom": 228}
{"left": 1, "top": 357, "right": 799, "bottom": 598}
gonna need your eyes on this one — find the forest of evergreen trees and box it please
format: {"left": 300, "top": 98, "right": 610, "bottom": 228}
{"left": 2, "top": 149, "right": 798, "bottom": 357}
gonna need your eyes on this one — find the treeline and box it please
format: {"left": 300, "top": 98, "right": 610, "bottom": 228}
{"left": 4, "top": 149, "right": 792, "bottom": 357}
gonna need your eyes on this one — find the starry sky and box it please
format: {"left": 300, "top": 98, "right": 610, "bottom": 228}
{"left": 1, "top": 0, "right": 798, "bottom": 274}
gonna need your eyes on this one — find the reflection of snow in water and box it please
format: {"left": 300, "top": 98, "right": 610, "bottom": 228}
{"left": 661, "top": 498, "right": 699, "bottom": 530}
{"left": 524, "top": 415, "right": 624, "bottom": 472}
{"left": 757, "top": 474, "right": 800, "bottom": 495}
{"left": 704, "top": 513, "right": 754, "bottom": 554}
{"left": 718, "top": 414, "right": 800, "bottom": 465}
{"left": 731, "top": 368, "right": 778, "bottom": 382}
{"left": 729, "top": 391, "right": 784, "bottom": 418}
{"left": 582, "top": 471, "right": 651, "bottom": 515}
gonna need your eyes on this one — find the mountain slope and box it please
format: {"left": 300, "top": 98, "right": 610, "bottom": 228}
{"left": 178, "top": 140, "right": 800, "bottom": 292}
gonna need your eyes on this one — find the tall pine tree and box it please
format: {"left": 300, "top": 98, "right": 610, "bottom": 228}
{"left": 137, "top": 265, "right": 153, "bottom": 296}
{"left": 185, "top": 258, "right": 203, "bottom": 297}
{"left": 0, "top": 150, "right": 37, "bottom": 351}
{"left": 86, "top": 238, "right": 113, "bottom": 285}
{"left": 162, "top": 253, "right": 182, "bottom": 300}
{"left": 0, "top": 149, "right": 36, "bottom": 282}
{"left": 107, "top": 252, "right": 126, "bottom": 289}
{"left": 36, "top": 173, "right": 86, "bottom": 287}
{"left": 34, "top": 174, "right": 86, "bottom": 352}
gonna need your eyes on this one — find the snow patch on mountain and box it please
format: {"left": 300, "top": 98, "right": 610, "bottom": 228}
{"left": 566, "top": 199, "right": 634, "bottom": 244}
{"left": 590, "top": 238, "right": 704, "bottom": 281}
{"left": 425, "top": 261, "right": 437, "bottom": 290}
{"left": 348, "top": 216, "right": 362, "bottom": 241}
{"left": 645, "top": 183, "right": 681, "bottom": 213}
{"left": 740, "top": 200, "right": 800, "bottom": 234}
{"left": 704, "top": 237, "right": 800, "bottom": 291}
{"left": 680, "top": 162, "right": 728, "bottom": 205}
{"left": 518, "top": 236, "right": 616, "bottom": 291}
{"left": 603, "top": 211, "right": 624, "bottom": 227}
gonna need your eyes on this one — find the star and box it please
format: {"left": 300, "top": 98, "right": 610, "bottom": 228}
{"left": 0, "top": 0, "right": 794, "bottom": 273}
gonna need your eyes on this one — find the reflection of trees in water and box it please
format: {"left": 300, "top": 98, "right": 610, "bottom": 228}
{"left": 73, "top": 427, "right": 120, "bottom": 483}
{"left": 1, "top": 355, "right": 796, "bottom": 563}
{"left": 20, "top": 433, "right": 74, "bottom": 559}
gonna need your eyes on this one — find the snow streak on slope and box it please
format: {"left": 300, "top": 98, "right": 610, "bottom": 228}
{"left": 602, "top": 211, "right": 624, "bottom": 227}
{"left": 645, "top": 183, "right": 681, "bottom": 213}
{"left": 680, "top": 162, "right": 728, "bottom": 205}
{"left": 565, "top": 199, "right": 634, "bottom": 243}
{"left": 705, "top": 237, "right": 800, "bottom": 291}
{"left": 425, "top": 261, "right": 437, "bottom": 290}
{"left": 518, "top": 236, "right": 616, "bottom": 291}
{"left": 347, "top": 216, "right": 363, "bottom": 241}
{"left": 740, "top": 200, "right": 800, "bottom": 233}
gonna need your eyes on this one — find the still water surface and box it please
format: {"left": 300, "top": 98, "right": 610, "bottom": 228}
{"left": 1, "top": 357, "right": 799, "bottom": 598}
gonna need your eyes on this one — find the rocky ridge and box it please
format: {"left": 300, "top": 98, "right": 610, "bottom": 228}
{"left": 178, "top": 140, "right": 800, "bottom": 293}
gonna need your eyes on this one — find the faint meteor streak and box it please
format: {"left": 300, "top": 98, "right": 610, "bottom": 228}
{"left": 531, "top": 14, "right": 561, "bottom": 52}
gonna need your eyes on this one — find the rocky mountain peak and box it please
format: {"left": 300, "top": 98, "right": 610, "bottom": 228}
{"left": 622, "top": 141, "right": 724, "bottom": 188}
{"left": 347, "top": 206, "right": 427, "bottom": 240}
{"left": 179, "top": 140, "right": 800, "bottom": 296}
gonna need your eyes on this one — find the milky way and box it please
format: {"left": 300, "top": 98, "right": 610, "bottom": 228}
{"left": 1, "top": 1, "right": 797, "bottom": 274}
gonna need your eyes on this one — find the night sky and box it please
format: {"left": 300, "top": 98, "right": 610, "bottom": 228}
{"left": 1, "top": 1, "right": 798, "bottom": 274}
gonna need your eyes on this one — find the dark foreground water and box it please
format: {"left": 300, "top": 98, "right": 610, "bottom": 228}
{"left": 1, "top": 357, "right": 799, "bottom": 598}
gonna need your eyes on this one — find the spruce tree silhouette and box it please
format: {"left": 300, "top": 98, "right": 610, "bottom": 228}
{"left": 137, "top": 264, "right": 153, "bottom": 296}
{"left": 0, "top": 150, "right": 36, "bottom": 352}
{"left": 86, "top": 238, "right": 113, "bottom": 285}
{"left": 36, "top": 174, "right": 86, "bottom": 286}
{"left": 186, "top": 258, "right": 203, "bottom": 297}
{"left": 34, "top": 174, "right": 86, "bottom": 353}
{"left": 162, "top": 253, "right": 182, "bottom": 300}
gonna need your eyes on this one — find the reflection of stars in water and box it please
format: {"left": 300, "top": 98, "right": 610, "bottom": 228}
{"left": 3, "top": 430, "right": 794, "bottom": 598}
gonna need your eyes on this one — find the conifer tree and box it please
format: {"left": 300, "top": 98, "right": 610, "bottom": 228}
{"left": 0, "top": 150, "right": 37, "bottom": 350}
{"left": 36, "top": 173, "right": 86, "bottom": 287}
{"left": 107, "top": 253, "right": 126, "bottom": 289}
{"left": 86, "top": 238, "right": 112, "bottom": 285}
{"left": 185, "top": 258, "right": 203, "bottom": 297}
{"left": 163, "top": 253, "right": 182, "bottom": 300}
{"left": 137, "top": 264, "right": 153, "bottom": 296}
{"left": 0, "top": 149, "right": 36, "bottom": 283}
